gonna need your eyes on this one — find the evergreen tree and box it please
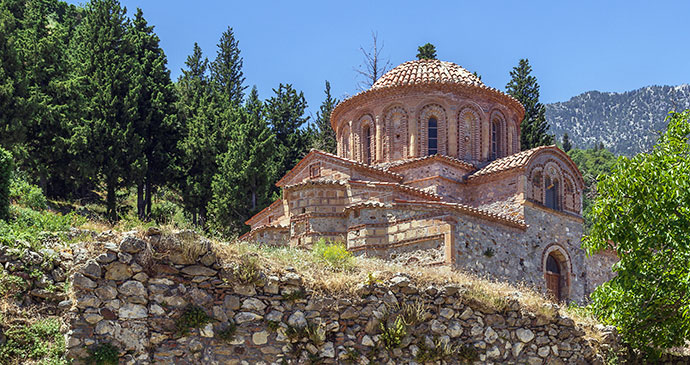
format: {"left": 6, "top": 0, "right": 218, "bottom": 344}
{"left": 70, "top": 0, "right": 139, "bottom": 221}
{"left": 210, "top": 26, "right": 246, "bottom": 108}
{"left": 209, "top": 87, "right": 275, "bottom": 234}
{"left": 130, "top": 8, "right": 179, "bottom": 219}
{"left": 266, "top": 84, "right": 309, "bottom": 183}
{"left": 562, "top": 133, "right": 572, "bottom": 152}
{"left": 0, "top": 147, "right": 12, "bottom": 221}
{"left": 505, "top": 59, "right": 553, "bottom": 150}
{"left": 416, "top": 43, "right": 437, "bottom": 60}
{"left": 177, "top": 43, "right": 211, "bottom": 225}
{"left": 310, "top": 81, "right": 338, "bottom": 154}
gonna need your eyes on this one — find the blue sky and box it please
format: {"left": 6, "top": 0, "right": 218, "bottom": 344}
{"left": 67, "top": 0, "right": 690, "bottom": 119}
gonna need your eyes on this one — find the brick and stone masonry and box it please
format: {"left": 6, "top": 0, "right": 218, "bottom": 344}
{"left": 242, "top": 59, "right": 615, "bottom": 303}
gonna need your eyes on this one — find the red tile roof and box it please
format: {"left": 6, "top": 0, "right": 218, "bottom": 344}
{"left": 372, "top": 59, "right": 484, "bottom": 89}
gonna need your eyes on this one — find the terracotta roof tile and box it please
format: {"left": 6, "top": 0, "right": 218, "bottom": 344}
{"left": 468, "top": 145, "right": 553, "bottom": 180}
{"left": 377, "top": 154, "right": 476, "bottom": 172}
{"left": 372, "top": 59, "right": 484, "bottom": 89}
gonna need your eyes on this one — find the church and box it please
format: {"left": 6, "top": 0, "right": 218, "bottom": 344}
{"left": 241, "top": 59, "right": 615, "bottom": 302}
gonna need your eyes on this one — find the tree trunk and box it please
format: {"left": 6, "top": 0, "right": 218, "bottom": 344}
{"left": 145, "top": 179, "right": 152, "bottom": 218}
{"left": 137, "top": 182, "right": 145, "bottom": 220}
{"left": 106, "top": 176, "right": 117, "bottom": 222}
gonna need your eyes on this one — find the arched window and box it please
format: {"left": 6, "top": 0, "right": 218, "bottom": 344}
{"left": 428, "top": 117, "right": 438, "bottom": 155}
{"left": 545, "top": 176, "right": 560, "bottom": 210}
{"left": 342, "top": 133, "right": 349, "bottom": 158}
{"left": 490, "top": 119, "right": 500, "bottom": 160}
{"left": 363, "top": 125, "right": 372, "bottom": 164}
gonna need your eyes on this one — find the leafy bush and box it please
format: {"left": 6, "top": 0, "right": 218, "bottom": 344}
{"left": 9, "top": 177, "right": 47, "bottom": 210}
{"left": 85, "top": 342, "right": 119, "bottom": 365}
{"left": 217, "top": 322, "right": 237, "bottom": 342}
{"left": 175, "top": 305, "right": 213, "bottom": 336}
{"left": 312, "top": 238, "right": 353, "bottom": 271}
{"left": 0, "top": 269, "right": 29, "bottom": 297}
{"left": 0, "top": 317, "right": 67, "bottom": 364}
{"left": 0, "top": 148, "right": 12, "bottom": 221}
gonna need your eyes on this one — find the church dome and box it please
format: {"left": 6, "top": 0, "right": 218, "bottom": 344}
{"left": 372, "top": 59, "right": 484, "bottom": 90}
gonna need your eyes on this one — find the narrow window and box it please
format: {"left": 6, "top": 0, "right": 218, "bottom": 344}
{"left": 363, "top": 126, "right": 371, "bottom": 164}
{"left": 428, "top": 117, "right": 438, "bottom": 155}
{"left": 309, "top": 163, "right": 321, "bottom": 178}
{"left": 545, "top": 176, "right": 560, "bottom": 210}
{"left": 491, "top": 120, "right": 499, "bottom": 160}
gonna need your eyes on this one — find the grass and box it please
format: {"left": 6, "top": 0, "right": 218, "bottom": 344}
{"left": 379, "top": 316, "right": 407, "bottom": 350}
{"left": 0, "top": 299, "right": 68, "bottom": 365}
{"left": 84, "top": 342, "right": 119, "bottom": 365}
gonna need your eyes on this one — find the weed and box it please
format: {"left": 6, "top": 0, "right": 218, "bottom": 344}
{"left": 305, "top": 320, "right": 326, "bottom": 346}
{"left": 400, "top": 299, "right": 427, "bottom": 326}
{"left": 344, "top": 347, "right": 360, "bottom": 363}
{"left": 175, "top": 304, "right": 213, "bottom": 336}
{"left": 266, "top": 320, "right": 281, "bottom": 332}
{"left": 85, "top": 342, "right": 119, "bottom": 365}
{"left": 379, "top": 316, "right": 406, "bottom": 350}
{"left": 0, "top": 317, "right": 67, "bottom": 364}
{"left": 483, "top": 247, "right": 495, "bottom": 258}
{"left": 366, "top": 272, "right": 382, "bottom": 287}
{"left": 234, "top": 254, "right": 261, "bottom": 284}
{"left": 0, "top": 271, "right": 28, "bottom": 296}
{"left": 281, "top": 288, "right": 306, "bottom": 302}
{"left": 415, "top": 337, "right": 466, "bottom": 362}
{"left": 457, "top": 344, "right": 479, "bottom": 362}
{"left": 217, "top": 322, "right": 237, "bottom": 342}
{"left": 312, "top": 238, "right": 353, "bottom": 271}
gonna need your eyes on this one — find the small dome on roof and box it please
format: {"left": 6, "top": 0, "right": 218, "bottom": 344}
{"left": 372, "top": 59, "right": 484, "bottom": 90}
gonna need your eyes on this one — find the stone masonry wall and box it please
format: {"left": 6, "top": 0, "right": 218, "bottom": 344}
{"left": 64, "top": 231, "right": 619, "bottom": 364}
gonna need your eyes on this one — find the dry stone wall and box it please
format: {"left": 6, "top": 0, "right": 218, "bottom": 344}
{"left": 63, "top": 232, "right": 621, "bottom": 365}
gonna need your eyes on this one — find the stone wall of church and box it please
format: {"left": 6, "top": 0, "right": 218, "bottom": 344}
{"left": 584, "top": 251, "right": 618, "bottom": 294}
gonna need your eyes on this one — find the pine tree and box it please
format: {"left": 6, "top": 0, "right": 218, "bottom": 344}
{"left": 130, "top": 8, "right": 179, "bottom": 219}
{"left": 266, "top": 84, "right": 309, "bottom": 183}
{"left": 70, "top": 0, "right": 140, "bottom": 221}
{"left": 505, "top": 58, "right": 553, "bottom": 150}
{"left": 0, "top": 0, "right": 28, "bottom": 153}
{"left": 210, "top": 26, "right": 246, "bottom": 108}
{"left": 310, "top": 81, "right": 338, "bottom": 154}
{"left": 416, "top": 43, "right": 437, "bottom": 60}
{"left": 176, "top": 43, "right": 217, "bottom": 226}
{"left": 0, "top": 147, "right": 12, "bottom": 221}
{"left": 562, "top": 133, "right": 572, "bottom": 152}
{"left": 209, "top": 87, "right": 275, "bottom": 234}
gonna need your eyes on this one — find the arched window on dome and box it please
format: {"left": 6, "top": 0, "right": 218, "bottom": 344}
{"left": 363, "top": 125, "right": 372, "bottom": 164}
{"left": 427, "top": 117, "right": 438, "bottom": 155}
{"left": 490, "top": 118, "right": 501, "bottom": 160}
{"left": 545, "top": 175, "right": 560, "bottom": 210}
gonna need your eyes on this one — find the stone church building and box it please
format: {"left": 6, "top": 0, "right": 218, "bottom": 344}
{"left": 241, "top": 59, "right": 615, "bottom": 302}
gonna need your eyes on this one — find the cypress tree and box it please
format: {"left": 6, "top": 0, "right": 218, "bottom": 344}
{"left": 210, "top": 26, "right": 246, "bottom": 108}
{"left": 70, "top": 0, "right": 139, "bottom": 221}
{"left": 562, "top": 133, "right": 572, "bottom": 152}
{"left": 505, "top": 58, "right": 554, "bottom": 150}
{"left": 209, "top": 87, "right": 275, "bottom": 234}
{"left": 265, "top": 83, "right": 309, "bottom": 183}
{"left": 176, "top": 43, "right": 218, "bottom": 226}
{"left": 416, "top": 43, "right": 437, "bottom": 60}
{"left": 130, "top": 8, "right": 178, "bottom": 219}
{"left": 310, "top": 81, "right": 338, "bottom": 154}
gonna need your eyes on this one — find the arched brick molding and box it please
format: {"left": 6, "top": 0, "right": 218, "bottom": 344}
{"left": 358, "top": 114, "right": 375, "bottom": 164}
{"left": 339, "top": 124, "right": 351, "bottom": 159}
{"left": 457, "top": 106, "right": 481, "bottom": 161}
{"left": 419, "top": 104, "right": 447, "bottom": 156}
{"left": 489, "top": 109, "right": 508, "bottom": 160}
{"left": 384, "top": 105, "right": 408, "bottom": 161}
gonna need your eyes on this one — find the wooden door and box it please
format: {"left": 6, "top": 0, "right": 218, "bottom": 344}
{"left": 545, "top": 272, "right": 560, "bottom": 301}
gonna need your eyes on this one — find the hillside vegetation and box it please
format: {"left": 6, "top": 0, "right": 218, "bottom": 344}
{"left": 547, "top": 84, "right": 690, "bottom": 155}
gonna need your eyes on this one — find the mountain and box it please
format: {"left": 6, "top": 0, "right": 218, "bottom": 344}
{"left": 545, "top": 84, "right": 690, "bottom": 155}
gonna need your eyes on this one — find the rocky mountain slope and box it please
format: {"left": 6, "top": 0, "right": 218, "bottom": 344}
{"left": 546, "top": 84, "right": 690, "bottom": 155}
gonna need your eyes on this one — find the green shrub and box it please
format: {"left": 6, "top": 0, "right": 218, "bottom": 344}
{"left": 0, "top": 148, "right": 12, "bottom": 221}
{"left": 85, "top": 342, "right": 119, "bottom": 365}
{"left": 312, "top": 238, "right": 353, "bottom": 271}
{"left": 150, "top": 199, "right": 180, "bottom": 225}
{"left": 217, "top": 322, "right": 237, "bottom": 342}
{"left": 175, "top": 305, "right": 213, "bottom": 336}
{"left": 0, "top": 206, "right": 86, "bottom": 251}
{"left": 379, "top": 316, "right": 406, "bottom": 350}
{"left": 0, "top": 317, "right": 67, "bottom": 364}
{"left": 9, "top": 177, "right": 47, "bottom": 210}
{"left": 0, "top": 270, "right": 29, "bottom": 297}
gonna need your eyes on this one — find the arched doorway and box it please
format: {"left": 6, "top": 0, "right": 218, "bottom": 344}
{"left": 545, "top": 253, "right": 561, "bottom": 301}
